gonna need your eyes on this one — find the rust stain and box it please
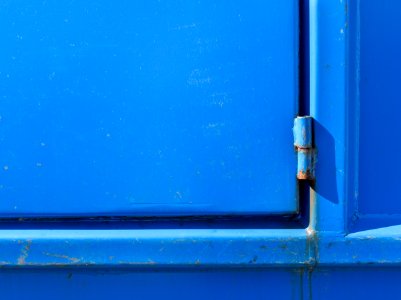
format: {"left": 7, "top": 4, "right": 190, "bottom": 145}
{"left": 42, "top": 252, "right": 81, "bottom": 263}
{"left": 17, "top": 240, "right": 32, "bottom": 265}
{"left": 297, "top": 170, "right": 313, "bottom": 180}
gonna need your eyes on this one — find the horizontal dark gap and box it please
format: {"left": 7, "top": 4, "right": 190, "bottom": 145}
{"left": 0, "top": 214, "right": 304, "bottom": 229}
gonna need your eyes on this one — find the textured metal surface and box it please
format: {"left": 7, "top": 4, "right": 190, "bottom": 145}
{"left": 311, "top": 268, "right": 401, "bottom": 299}
{"left": 0, "top": 0, "right": 298, "bottom": 217}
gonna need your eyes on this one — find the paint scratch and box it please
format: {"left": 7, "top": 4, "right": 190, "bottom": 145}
{"left": 42, "top": 252, "right": 81, "bottom": 263}
{"left": 17, "top": 240, "right": 32, "bottom": 265}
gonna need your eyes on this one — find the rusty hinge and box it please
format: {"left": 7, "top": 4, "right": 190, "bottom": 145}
{"left": 293, "top": 116, "right": 315, "bottom": 180}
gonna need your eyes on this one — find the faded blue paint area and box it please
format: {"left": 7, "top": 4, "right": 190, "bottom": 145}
{"left": 357, "top": 0, "right": 401, "bottom": 215}
{"left": 308, "top": 0, "right": 401, "bottom": 271}
{"left": 0, "top": 0, "right": 298, "bottom": 217}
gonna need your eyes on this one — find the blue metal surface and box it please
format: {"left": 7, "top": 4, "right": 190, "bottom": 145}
{"left": 347, "top": 0, "right": 401, "bottom": 230}
{"left": 309, "top": 0, "right": 348, "bottom": 233}
{"left": 0, "top": 269, "right": 303, "bottom": 300}
{"left": 0, "top": 0, "right": 299, "bottom": 217}
{"left": 311, "top": 268, "right": 401, "bottom": 299}
{"left": 0, "top": 229, "right": 309, "bottom": 267}
{"left": 1, "top": 0, "right": 401, "bottom": 299}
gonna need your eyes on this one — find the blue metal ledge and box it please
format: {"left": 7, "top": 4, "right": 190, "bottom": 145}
{"left": 317, "top": 226, "right": 401, "bottom": 266}
{"left": 0, "top": 229, "right": 310, "bottom": 267}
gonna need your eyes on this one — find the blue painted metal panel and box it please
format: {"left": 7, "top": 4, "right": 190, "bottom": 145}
{"left": 345, "top": 0, "right": 401, "bottom": 231}
{"left": 308, "top": 0, "right": 401, "bottom": 270}
{"left": 354, "top": 0, "right": 401, "bottom": 220}
{"left": 0, "top": 0, "right": 299, "bottom": 217}
{"left": 0, "top": 269, "right": 303, "bottom": 300}
{"left": 312, "top": 268, "right": 401, "bottom": 299}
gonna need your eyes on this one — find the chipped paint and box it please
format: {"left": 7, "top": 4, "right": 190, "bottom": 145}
{"left": 42, "top": 252, "right": 81, "bottom": 263}
{"left": 17, "top": 240, "right": 32, "bottom": 265}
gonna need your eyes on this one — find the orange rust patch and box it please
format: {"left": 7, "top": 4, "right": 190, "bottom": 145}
{"left": 297, "top": 170, "right": 312, "bottom": 180}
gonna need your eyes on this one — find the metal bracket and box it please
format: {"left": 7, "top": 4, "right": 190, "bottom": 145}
{"left": 293, "top": 116, "right": 315, "bottom": 180}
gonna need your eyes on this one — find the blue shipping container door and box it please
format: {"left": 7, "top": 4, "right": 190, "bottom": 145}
{"left": 0, "top": 1, "right": 298, "bottom": 217}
